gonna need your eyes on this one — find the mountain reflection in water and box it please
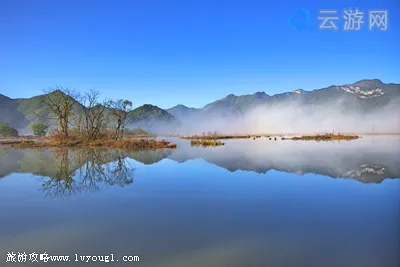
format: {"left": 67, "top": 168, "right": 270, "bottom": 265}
{"left": 1, "top": 137, "right": 399, "bottom": 190}
{"left": 0, "top": 137, "right": 399, "bottom": 267}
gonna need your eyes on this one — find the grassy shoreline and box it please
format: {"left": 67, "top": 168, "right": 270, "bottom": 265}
{"left": 8, "top": 138, "right": 176, "bottom": 150}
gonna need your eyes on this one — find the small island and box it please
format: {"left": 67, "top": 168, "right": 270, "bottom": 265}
{"left": 190, "top": 139, "right": 225, "bottom": 147}
{"left": 181, "top": 134, "right": 261, "bottom": 140}
{"left": 11, "top": 138, "right": 176, "bottom": 149}
{"left": 282, "top": 133, "right": 360, "bottom": 141}
{"left": 0, "top": 89, "right": 176, "bottom": 150}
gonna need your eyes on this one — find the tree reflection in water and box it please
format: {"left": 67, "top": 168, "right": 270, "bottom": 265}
{"left": 40, "top": 149, "right": 135, "bottom": 199}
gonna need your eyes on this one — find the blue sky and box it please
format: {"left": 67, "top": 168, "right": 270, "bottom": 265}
{"left": 0, "top": 0, "right": 398, "bottom": 109}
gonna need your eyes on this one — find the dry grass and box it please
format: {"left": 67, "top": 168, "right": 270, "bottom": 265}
{"left": 124, "top": 133, "right": 157, "bottom": 139}
{"left": 0, "top": 140, "right": 31, "bottom": 145}
{"left": 87, "top": 139, "right": 176, "bottom": 149}
{"left": 283, "top": 133, "right": 360, "bottom": 141}
{"left": 190, "top": 140, "right": 225, "bottom": 147}
{"left": 11, "top": 136, "right": 176, "bottom": 150}
{"left": 0, "top": 135, "right": 37, "bottom": 140}
{"left": 0, "top": 136, "right": 42, "bottom": 145}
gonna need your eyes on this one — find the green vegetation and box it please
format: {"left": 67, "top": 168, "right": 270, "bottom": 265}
{"left": 17, "top": 90, "right": 84, "bottom": 126}
{"left": 30, "top": 122, "right": 49, "bottom": 136}
{"left": 0, "top": 122, "right": 18, "bottom": 137}
{"left": 129, "top": 104, "right": 176, "bottom": 122}
{"left": 190, "top": 140, "right": 225, "bottom": 147}
{"left": 17, "top": 94, "right": 52, "bottom": 122}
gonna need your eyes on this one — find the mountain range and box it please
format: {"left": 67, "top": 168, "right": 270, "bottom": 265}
{"left": 1, "top": 79, "right": 399, "bottom": 134}
{"left": 0, "top": 92, "right": 179, "bottom": 134}
{"left": 167, "top": 79, "right": 400, "bottom": 120}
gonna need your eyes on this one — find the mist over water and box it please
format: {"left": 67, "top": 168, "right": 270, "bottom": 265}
{"left": 172, "top": 99, "right": 400, "bottom": 135}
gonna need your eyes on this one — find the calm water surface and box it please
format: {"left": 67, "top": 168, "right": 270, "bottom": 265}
{"left": 0, "top": 137, "right": 399, "bottom": 267}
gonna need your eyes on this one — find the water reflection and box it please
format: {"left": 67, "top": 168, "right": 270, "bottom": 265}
{"left": 167, "top": 137, "right": 400, "bottom": 183}
{"left": 0, "top": 148, "right": 172, "bottom": 179}
{"left": 0, "top": 138, "right": 399, "bottom": 267}
{"left": 1, "top": 148, "right": 132, "bottom": 198}
{"left": 1, "top": 137, "right": 399, "bottom": 187}
{"left": 40, "top": 149, "right": 77, "bottom": 199}
{"left": 41, "top": 149, "right": 135, "bottom": 198}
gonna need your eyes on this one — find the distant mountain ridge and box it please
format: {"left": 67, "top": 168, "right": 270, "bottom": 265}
{"left": 167, "top": 79, "right": 400, "bottom": 120}
{"left": 0, "top": 92, "right": 179, "bottom": 134}
{"left": 165, "top": 104, "right": 200, "bottom": 120}
{"left": 128, "top": 104, "right": 180, "bottom": 132}
{"left": 1, "top": 79, "right": 399, "bottom": 134}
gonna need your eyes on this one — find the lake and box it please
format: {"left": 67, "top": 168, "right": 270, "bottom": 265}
{"left": 1, "top": 136, "right": 399, "bottom": 267}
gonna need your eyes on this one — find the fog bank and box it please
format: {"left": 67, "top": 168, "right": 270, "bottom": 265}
{"left": 173, "top": 100, "right": 400, "bottom": 135}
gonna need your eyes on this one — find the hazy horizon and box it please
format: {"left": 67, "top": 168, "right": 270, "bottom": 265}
{"left": 166, "top": 98, "right": 400, "bottom": 135}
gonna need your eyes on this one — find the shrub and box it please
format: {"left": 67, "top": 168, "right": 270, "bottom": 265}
{"left": 0, "top": 122, "right": 18, "bottom": 137}
{"left": 30, "top": 122, "right": 49, "bottom": 137}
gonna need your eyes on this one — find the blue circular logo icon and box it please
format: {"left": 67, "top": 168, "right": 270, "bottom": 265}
{"left": 288, "top": 8, "right": 312, "bottom": 31}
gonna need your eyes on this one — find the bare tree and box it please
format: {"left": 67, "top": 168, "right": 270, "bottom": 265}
{"left": 110, "top": 99, "right": 133, "bottom": 140}
{"left": 75, "top": 112, "right": 84, "bottom": 137}
{"left": 80, "top": 90, "right": 112, "bottom": 140}
{"left": 42, "top": 87, "right": 80, "bottom": 137}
